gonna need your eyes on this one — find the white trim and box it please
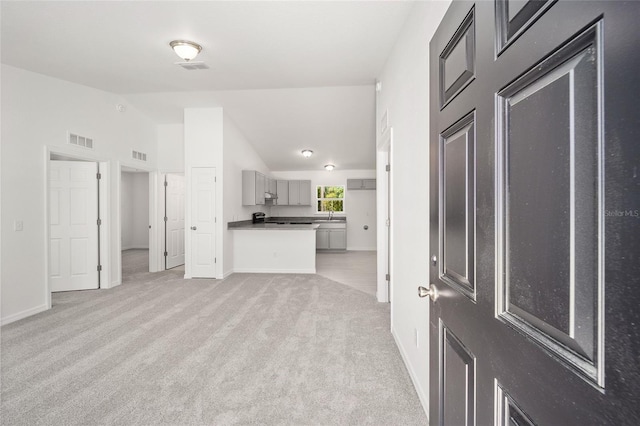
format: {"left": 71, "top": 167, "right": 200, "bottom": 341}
{"left": 346, "top": 247, "right": 377, "bottom": 251}
{"left": 1, "top": 304, "right": 48, "bottom": 326}
{"left": 110, "top": 279, "right": 122, "bottom": 288}
{"left": 392, "top": 329, "right": 430, "bottom": 420}
{"left": 376, "top": 127, "right": 393, "bottom": 304}
{"left": 121, "top": 246, "right": 150, "bottom": 250}
{"left": 223, "top": 270, "right": 234, "bottom": 279}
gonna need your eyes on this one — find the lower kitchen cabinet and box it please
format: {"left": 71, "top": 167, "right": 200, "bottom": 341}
{"left": 328, "top": 229, "right": 346, "bottom": 249}
{"left": 316, "top": 223, "right": 347, "bottom": 250}
{"left": 316, "top": 229, "right": 330, "bottom": 249}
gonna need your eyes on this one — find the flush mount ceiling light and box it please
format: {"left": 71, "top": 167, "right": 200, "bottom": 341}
{"left": 170, "top": 40, "right": 202, "bottom": 62}
{"left": 324, "top": 164, "right": 335, "bottom": 171}
{"left": 301, "top": 150, "right": 313, "bottom": 158}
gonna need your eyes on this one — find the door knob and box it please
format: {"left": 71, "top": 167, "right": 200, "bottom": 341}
{"left": 190, "top": 226, "right": 197, "bottom": 230}
{"left": 418, "top": 284, "right": 439, "bottom": 302}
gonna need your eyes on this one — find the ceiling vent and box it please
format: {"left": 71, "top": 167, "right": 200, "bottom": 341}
{"left": 68, "top": 132, "right": 94, "bottom": 149}
{"left": 175, "top": 61, "right": 209, "bottom": 71}
{"left": 132, "top": 150, "right": 147, "bottom": 161}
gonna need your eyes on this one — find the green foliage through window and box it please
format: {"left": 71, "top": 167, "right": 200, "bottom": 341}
{"left": 316, "top": 185, "right": 345, "bottom": 213}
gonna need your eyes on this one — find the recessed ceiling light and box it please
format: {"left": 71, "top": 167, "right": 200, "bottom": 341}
{"left": 170, "top": 40, "right": 202, "bottom": 62}
{"left": 301, "top": 149, "right": 313, "bottom": 158}
{"left": 324, "top": 164, "right": 335, "bottom": 171}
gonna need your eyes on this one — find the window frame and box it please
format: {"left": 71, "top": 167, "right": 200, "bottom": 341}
{"left": 315, "top": 185, "right": 345, "bottom": 214}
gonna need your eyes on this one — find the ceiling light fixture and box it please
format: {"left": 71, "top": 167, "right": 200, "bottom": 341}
{"left": 301, "top": 149, "right": 313, "bottom": 158}
{"left": 324, "top": 164, "right": 335, "bottom": 171}
{"left": 170, "top": 40, "right": 202, "bottom": 62}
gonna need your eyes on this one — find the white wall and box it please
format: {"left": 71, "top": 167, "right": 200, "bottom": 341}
{"left": 1, "top": 65, "right": 157, "bottom": 324}
{"left": 222, "top": 114, "right": 272, "bottom": 277}
{"left": 270, "top": 170, "right": 377, "bottom": 251}
{"left": 376, "top": 0, "right": 450, "bottom": 418}
{"left": 157, "top": 123, "right": 184, "bottom": 172}
{"left": 121, "top": 172, "right": 149, "bottom": 250}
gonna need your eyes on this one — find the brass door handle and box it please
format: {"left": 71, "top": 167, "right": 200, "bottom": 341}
{"left": 418, "top": 284, "right": 439, "bottom": 302}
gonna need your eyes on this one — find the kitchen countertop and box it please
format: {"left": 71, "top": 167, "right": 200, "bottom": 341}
{"left": 229, "top": 222, "right": 320, "bottom": 231}
{"left": 228, "top": 216, "right": 345, "bottom": 230}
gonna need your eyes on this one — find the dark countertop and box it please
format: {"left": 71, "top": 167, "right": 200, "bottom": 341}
{"left": 228, "top": 216, "right": 346, "bottom": 230}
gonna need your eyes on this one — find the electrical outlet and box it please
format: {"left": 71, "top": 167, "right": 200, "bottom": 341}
{"left": 14, "top": 220, "right": 23, "bottom": 231}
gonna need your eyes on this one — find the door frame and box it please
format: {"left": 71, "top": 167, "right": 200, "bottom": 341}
{"left": 376, "top": 127, "right": 394, "bottom": 305}
{"left": 116, "top": 163, "right": 159, "bottom": 283}
{"left": 44, "top": 146, "right": 110, "bottom": 307}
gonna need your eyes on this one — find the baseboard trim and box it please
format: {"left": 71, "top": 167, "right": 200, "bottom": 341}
{"left": 233, "top": 268, "right": 316, "bottom": 274}
{"left": 223, "top": 270, "right": 234, "bottom": 279}
{"left": 121, "top": 246, "right": 149, "bottom": 251}
{"left": 346, "top": 247, "right": 377, "bottom": 251}
{"left": 392, "top": 329, "right": 430, "bottom": 420}
{"left": 1, "top": 304, "right": 49, "bottom": 326}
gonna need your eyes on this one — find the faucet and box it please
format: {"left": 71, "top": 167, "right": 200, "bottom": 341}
{"left": 328, "top": 211, "right": 334, "bottom": 221}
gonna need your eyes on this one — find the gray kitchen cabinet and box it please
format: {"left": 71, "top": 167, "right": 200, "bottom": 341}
{"left": 316, "top": 229, "right": 330, "bottom": 249}
{"left": 268, "top": 178, "right": 277, "bottom": 194}
{"left": 288, "top": 180, "right": 299, "bottom": 205}
{"left": 299, "top": 180, "right": 311, "bottom": 205}
{"left": 347, "top": 178, "right": 376, "bottom": 190}
{"left": 316, "top": 222, "right": 347, "bottom": 250}
{"left": 242, "top": 170, "right": 266, "bottom": 205}
{"left": 287, "top": 180, "right": 311, "bottom": 206}
{"left": 328, "top": 229, "right": 346, "bottom": 249}
{"left": 276, "top": 180, "right": 289, "bottom": 205}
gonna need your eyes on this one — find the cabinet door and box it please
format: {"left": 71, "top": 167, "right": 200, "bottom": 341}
{"left": 268, "top": 178, "right": 277, "bottom": 194}
{"left": 329, "top": 229, "right": 347, "bottom": 249}
{"left": 289, "top": 180, "right": 300, "bottom": 205}
{"left": 347, "top": 179, "right": 362, "bottom": 190}
{"left": 299, "top": 180, "right": 311, "bottom": 205}
{"left": 276, "top": 180, "right": 289, "bottom": 205}
{"left": 363, "top": 179, "right": 376, "bottom": 190}
{"left": 255, "top": 172, "right": 265, "bottom": 205}
{"left": 316, "top": 229, "right": 329, "bottom": 249}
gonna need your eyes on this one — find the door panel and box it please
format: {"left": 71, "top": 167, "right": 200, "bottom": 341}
{"left": 440, "top": 322, "right": 476, "bottom": 426}
{"left": 49, "top": 161, "right": 99, "bottom": 291}
{"left": 430, "top": 1, "right": 640, "bottom": 425}
{"left": 190, "top": 167, "right": 216, "bottom": 278}
{"left": 165, "top": 173, "right": 185, "bottom": 269}
{"left": 440, "top": 112, "right": 475, "bottom": 299}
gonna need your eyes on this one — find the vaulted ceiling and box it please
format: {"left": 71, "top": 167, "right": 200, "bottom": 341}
{"left": 1, "top": 1, "right": 415, "bottom": 170}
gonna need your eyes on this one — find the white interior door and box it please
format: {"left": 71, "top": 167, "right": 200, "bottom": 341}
{"left": 49, "top": 161, "right": 99, "bottom": 291}
{"left": 165, "top": 173, "right": 185, "bottom": 269}
{"left": 190, "top": 167, "right": 216, "bottom": 277}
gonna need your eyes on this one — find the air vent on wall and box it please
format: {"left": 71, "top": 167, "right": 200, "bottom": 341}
{"left": 132, "top": 150, "right": 147, "bottom": 161}
{"left": 68, "top": 132, "right": 94, "bottom": 149}
{"left": 175, "top": 61, "right": 209, "bottom": 71}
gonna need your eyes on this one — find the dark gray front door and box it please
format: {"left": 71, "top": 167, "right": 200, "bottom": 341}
{"left": 428, "top": 1, "right": 640, "bottom": 424}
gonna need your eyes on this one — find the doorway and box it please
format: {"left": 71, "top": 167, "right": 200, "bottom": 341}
{"left": 120, "top": 166, "right": 150, "bottom": 282}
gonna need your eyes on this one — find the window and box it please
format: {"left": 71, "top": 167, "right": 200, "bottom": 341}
{"left": 316, "top": 185, "right": 345, "bottom": 213}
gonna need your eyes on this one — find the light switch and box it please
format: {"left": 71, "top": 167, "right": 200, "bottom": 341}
{"left": 14, "top": 220, "right": 23, "bottom": 231}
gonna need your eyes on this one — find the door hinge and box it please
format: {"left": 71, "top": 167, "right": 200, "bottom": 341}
{"left": 215, "top": 258, "right": 217, "bottom": 264}
{"left": 215, "top": 217, "right": 217, "bottom": 223}
{"left": 215, "top": 177, "right": 217, "bottom": 183}
{"left": 385, "top": 164, "right": 390, "bottom": 172}
{"left": 386, "top": 273, "right": 390, "bottom": 281}
{"left": 164, "top": 251, "right": 168, "bottom": 257}
{"left": 164, "top": 216, "right": 168, "bottom": 222}
{"left": 97, "top": 218, "right": 102, "bottom": 226}
{"left": 385, "top": 218, "right": 390, "bottom": 227}
{"left": 164, "top": 181, "right": 168, "bottom": 187}
{"left": 96, "top": 172, "right": 102, "bottom": 180}
{"left": 97, "top": 265, "right": 102, "bottom": 272}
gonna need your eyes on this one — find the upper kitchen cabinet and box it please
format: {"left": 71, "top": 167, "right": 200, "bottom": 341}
{"left": 268, "top": 178, "right": 277, "bottom": 194}
{"left": 288, "top": 180, "right": 311, "bottom": 206}
{"left": 276, "top": 180, "right": 289, "bottom": 205}
{"left": 347, "top": 178, "right": 376, "bottom": 190}
{"left": 242, "top": 170, "right": 266, "bottom": 205}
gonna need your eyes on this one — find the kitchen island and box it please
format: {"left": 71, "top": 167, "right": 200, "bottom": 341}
{"left": 229, "top": 222, "right": 320, "bottom": 273}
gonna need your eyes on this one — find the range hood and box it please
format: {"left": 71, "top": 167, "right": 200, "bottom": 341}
{"left": 264, "top": 192, "right": 278, "bottom": 200}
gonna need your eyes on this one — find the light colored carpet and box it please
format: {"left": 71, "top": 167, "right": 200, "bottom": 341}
{"left": 1, "top": 254, "right": 425, "bottom": 425}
